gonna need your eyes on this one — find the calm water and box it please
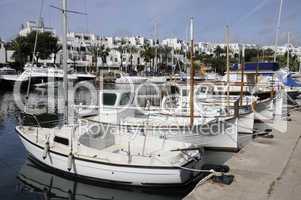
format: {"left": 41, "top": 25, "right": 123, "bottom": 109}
{"left": 0, "top": 89, "right": 234, "bottom": 200}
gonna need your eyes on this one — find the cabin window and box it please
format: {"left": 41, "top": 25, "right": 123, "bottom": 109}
{"left": 54, "top": 136, "right": 69, "bottom": 146}
{"left": 103, "top": 93, "right": 117, "bottom": 106}
{"left": 119, "top": 93, "right": 131, "bottom": 106}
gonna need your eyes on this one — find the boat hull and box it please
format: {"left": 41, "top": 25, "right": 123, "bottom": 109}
{"left": 254, "top": 98, "right": 274, "bottom": 122}
{"left": 238, "top": 112, "right": 254, "bottom": 134}
{"left": 16, "top": 127, "right": 202, "bottom": 187}
{"left": 18, "top": 159, "right": 186, "bottom": 199}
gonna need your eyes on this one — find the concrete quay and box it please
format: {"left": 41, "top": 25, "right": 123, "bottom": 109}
{"left": 185, "top": 109, "right": 301, "bottom": 200}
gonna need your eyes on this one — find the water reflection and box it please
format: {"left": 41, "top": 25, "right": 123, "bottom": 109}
{"left": 17, "top": 159, "right": 185, "bottom": 200}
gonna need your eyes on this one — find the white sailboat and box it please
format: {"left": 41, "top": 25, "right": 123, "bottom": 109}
{"left": 161, "top": 84, "right": 254, "bottom": 135}
{"left": 16, "top": 1, "right": 204, "bottom": 187}
{"left": 82, "top": 88, "right": 238, "bottom": 150}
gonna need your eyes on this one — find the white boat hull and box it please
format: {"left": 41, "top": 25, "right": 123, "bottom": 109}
{"left": 255, "top": 98, "right": 274, "bottom": 122}
{"left": 18, "top": 160, "right": 180, "bottom": 200}
{"left": 165, "top": 117, "right": 238, "bottom": 151}
{"left": 238, "top": 112, "right": 254, "bottom": 134}
{"left": 16, "top": 127, "right": 202, "bottom": 187}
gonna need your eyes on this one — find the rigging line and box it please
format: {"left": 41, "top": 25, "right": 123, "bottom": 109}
{"left": 231, "top": 0, "right": 271, "bottom": 28}
{"left": 84, "top": 0, "right": 89, "bottom": 33}
{"left": 274, "top": 0, "right": 284, "bottom": 62}
{"left": 26, "top": 0, "right": 45, "bottom": 102}
{"left": 285, "top": 0, "right": 289, "bottom": 20}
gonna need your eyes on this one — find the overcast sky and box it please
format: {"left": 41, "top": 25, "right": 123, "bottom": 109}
{"left": 0, "top": 0, "right": 300, "bottom": 45}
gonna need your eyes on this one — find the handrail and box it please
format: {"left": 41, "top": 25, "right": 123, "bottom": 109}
{"left": 22, "top": 114, "right": 41, "bottom": 143}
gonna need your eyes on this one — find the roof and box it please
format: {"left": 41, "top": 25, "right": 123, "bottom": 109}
{"left": 231, "top": 62, "right": 279, "bottom": 72}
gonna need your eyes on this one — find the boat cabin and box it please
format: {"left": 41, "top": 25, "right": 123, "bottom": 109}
{"left": 100, "top": 89, "right": 134, "bottom": 108}
{"left": 89, "top": 89, "right": 137, "bottom": 124}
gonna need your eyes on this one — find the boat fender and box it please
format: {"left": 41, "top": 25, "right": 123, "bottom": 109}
{"left": 212, "top": 174, "right": 234, "bottom": 185}
{"left": 265, "top": 129, "right": 272, "bottom": 133}
{"left": 67, "top": 153, "right": 73, "bottom": 171}
{"left": 68, "top": 189, "right": 73, "bottom": 200}
{"left": 201, "top": 164, "right": 230, "bottom": 173}
{"left": 43, "top": 142, "right": 49, "bottom": 160}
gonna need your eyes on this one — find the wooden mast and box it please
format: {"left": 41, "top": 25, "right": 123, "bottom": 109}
{"left": 226, "top": 25, "right": 230, "bottom": 107}
{"left": 189, "top": 17, "right": 195, "bottom": 128}
{"left": 256, "top": 48, "right": 259, "bottom": 84}
{"left": 240, "top": 45, "right": 245, "bottom": 106}
{"left": 287, "top": 32, "right": 290, "bottom": 68}
{"left": 62, "top": 0, "right": 68, "bottom": 124}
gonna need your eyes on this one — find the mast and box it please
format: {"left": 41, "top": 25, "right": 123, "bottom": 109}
{"left": 154, "top": 22, "right": 158, "bottom": 73}
{"left": 225, "top": 25, "right": 230, "bottom": 107}
{"left": 273, "top": 0, "right": 284, "bottom": 62}
{"left": 189, "top": 17, "right": 194, "bottom": 128}
{"left": 172, "top": 48, "right": 175, "bottom": 76}
{"left": 240, "top": 45, "right": 245, "bottom": 106}
{"left": 299, "top": 57, "right": 301, "bottom": 73}
{"left": 62, "top": 0, "right": 68, "bottom": 124}
{"left": 256, "top": 47, "right": 259, "bottom": 84}
{"left": 287, "top": 32, "right": 290, "bottom": 68}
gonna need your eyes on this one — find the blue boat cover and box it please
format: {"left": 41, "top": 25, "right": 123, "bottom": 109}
{"left": 231, "top": 62, "right": 279, "bottom": 71}
{"left": 282, "top": 73, "right": 301, "bottom": 87}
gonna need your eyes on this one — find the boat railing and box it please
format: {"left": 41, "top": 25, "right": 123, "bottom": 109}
{"left": 21, "top": 114, "right": 69, "bottom": 143}
{"left": 21, "top": 114, "right": 41, "bottom": 143}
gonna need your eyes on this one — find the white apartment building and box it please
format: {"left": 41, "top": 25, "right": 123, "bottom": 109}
{"left": 162, "top": 38, "right": 183, "bottom": 50}
{"left": 198, "top": 42, "right": 258, "bottom": 56}
{"left": 122, "top": 36, "right": 145, "bottom": 47}
{"left": 263, "top": 44, "right": 301, "bottom": 57}
{"left": 0, "top": 41, "right": 15, "bottom": 64}
{"left": 19, "top": 19, "right": 55, "bottom": 37}
{"left": 0, "top": 42, "right": 6, "bottom": 64}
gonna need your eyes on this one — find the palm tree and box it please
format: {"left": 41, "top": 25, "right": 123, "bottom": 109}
{"left": 127, "top": 45, "right": 138, "bottom": 71}
{"left": 11, "top": 36, "right": 30, "bottom": 68}
{"left": 213, "top": 45, "right": 224, "bottom": 58}
{"left": 10, "top": 31, "right": 59, "bottom": 68}
{"left": 99, "top": 45, "right": 110, "bottom": 65}
{"left": 158, "top": 45, "right": 172, "bottom": 69}
{"left": 87, "top": 45, "right": 99, "bottom": 72}
{"left": 115, "top": 45, "right": 127, "bottom": 72}
{"left": 264, "top": 48, "right": 275, "bottom": 62}
{"left": 141, "top": 44, "right": 155, "bottom": 72}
